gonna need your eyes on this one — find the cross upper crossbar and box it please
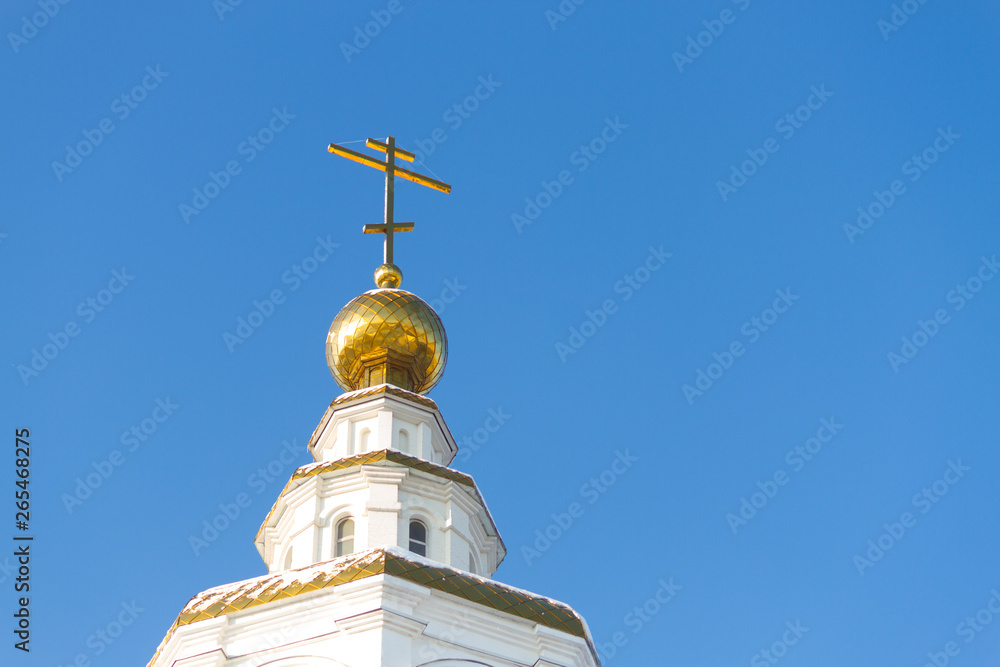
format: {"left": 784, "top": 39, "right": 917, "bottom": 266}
{"left": 365, "top": 137, "right": 415, "bottom": 162}
{"left": 327, "top": 135, "right": 451, "bottom": 269}
{"left": 327, "top": 141, "right": 451, "bottom": 194}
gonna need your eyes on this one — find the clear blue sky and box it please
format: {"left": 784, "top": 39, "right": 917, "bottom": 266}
{"left": 3, "top": 1, "right": 1000, "bottom": 665}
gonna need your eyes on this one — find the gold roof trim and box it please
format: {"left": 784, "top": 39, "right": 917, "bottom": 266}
{"left": 148, "top": 548, "right": 587, "bottom": 666}
{"left": 332, "top": 383, "right": 439, "bottom": 409}
{"left": 293, "top": 450, "right": 474, "bottom": 487}
{"left": 254, "top": 451, "right": 474, "bottom": 546}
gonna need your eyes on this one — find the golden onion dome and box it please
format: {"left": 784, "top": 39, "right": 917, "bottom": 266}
{"left": 326, "top": 287, "right": 447, "bottom": 395}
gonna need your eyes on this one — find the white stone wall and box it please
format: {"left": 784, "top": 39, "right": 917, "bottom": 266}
{"left": 309, "top": 394, "right": 458, "bottom": 466}
{"left": 256, "top": 465, "right": 502, "bottom": 577}
{"left": 151, "top": 576, "right": 599, "bottom": 667}
{"left": 150, "top": 389, "right": 589, "bottom": 667}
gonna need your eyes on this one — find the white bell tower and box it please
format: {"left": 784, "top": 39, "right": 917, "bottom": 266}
{"left": 255, "top": 386, "right": 505, "bottom": 579}
{"left": 147, "top": 136, "right": 600, "bottom": 667}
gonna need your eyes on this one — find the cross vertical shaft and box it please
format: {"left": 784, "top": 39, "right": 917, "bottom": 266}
{"left": 383, "top": 136, "right": 396, "bottom": 265}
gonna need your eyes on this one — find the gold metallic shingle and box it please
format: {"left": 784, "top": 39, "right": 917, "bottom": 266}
{"left": 330, "top": 384, "right": 439, "bottom": 410}
{"left": 148, "top": 548, "right": 588, "bottom": 666}
{"left": 294, "top": 450, "right": 474, "bottom": 487}
{"left": 326, "top": 289, "right": 447, "bottom": 395}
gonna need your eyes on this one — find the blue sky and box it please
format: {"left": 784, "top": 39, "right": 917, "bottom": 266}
{"left": 3, "top": 1, "right": 1000, "bottom": 665}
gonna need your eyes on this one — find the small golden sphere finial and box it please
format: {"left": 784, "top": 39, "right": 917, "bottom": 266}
{"left": 374, "top": 263, "right": 403, "bottom": 288}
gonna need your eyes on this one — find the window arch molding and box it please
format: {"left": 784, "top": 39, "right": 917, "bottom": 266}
{"left": 396, "top": 427, "right": 410, "bottom": 453}
{"left": 408, "top": 519, "right": 428, "bottom": 556}
{"left": 316, "top": 503, "right": 357, "bottom": 560}
{"left": 405, "top": 511, "right": 434, "bottom": 557}
{"left": 334, "top": 516, "right": 356, "bottom": 557}
{"left": 356, "top": 427, "right": 370, "bottom": 454}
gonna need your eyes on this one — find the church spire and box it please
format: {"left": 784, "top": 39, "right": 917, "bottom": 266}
{"left": 325, "top": 135, "right": 451, "bottom": 395}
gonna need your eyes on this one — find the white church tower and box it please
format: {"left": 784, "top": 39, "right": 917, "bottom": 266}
{"left": 147, "top": 137, "right": 600, "bottom": 667}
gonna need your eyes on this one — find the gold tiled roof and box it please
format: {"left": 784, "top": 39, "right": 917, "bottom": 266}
{"left": 382, "top": 551, "right": 585, "bottom": 636}
{"left": 331, "top": 382, "right": 440, "bottom": 410}
{"left": 295, "top": 449, "right": 473, "bottom": 487}
{"left": 148, "top": 548, "right": 588, "bottom": 666}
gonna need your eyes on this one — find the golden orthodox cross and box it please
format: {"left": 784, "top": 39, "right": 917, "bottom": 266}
{"left": 327, "top": 136, "right": 451, "bottom": 267}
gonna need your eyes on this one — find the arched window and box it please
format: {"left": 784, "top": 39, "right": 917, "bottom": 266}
{"left": 283, "top": 547, "right": 293, "bottom": 570}
{"left": 468, "top": 553, "right": 476, "bottom": 575}
{"left": 409, "top": 520, "right": 427, "bottom": 557}
{"left": 397, "top": 429, "right": 409, "bottom": 453}
{"left": 336, "top": 518, "right": 355, "bottom": 557}
{"left": 357, "top": 428, "right": 370, "bottom": 454}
